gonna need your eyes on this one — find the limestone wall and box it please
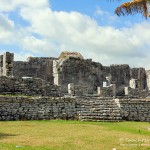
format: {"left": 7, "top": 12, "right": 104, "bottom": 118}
{"left": 103, "top": 65, "right": 147, "bottom": 95}
{"left": 146, "top": 70, "right": 150, "bottom": 90}
{"left": 0, "top": 96, "right": 121, "bottom": 121}
{"left": 124, "top": 87, "right": 148, "bottom": 98}
{"left": 131, "top": 68, "right": 147, "bottom": 90}
{"left": 13, "top": 57, "right": 56, "bottom": 82}
{"left": 68, "top": 83, "right": 88, "bottom": 96}
{"left": 0, "top": 52, "right": 148, "bottom": 96}
{"left": 0, "top": 96, "right": 78, "bottom": 121}
{"left": 115, "top": 98, "right": 150, "bottom": 122}
{"left": 78, "top": 97, "right": 122, "bottom": 122}
{"left": 103, "top": 64, "right": 131, "bottom": 88}
{"left": 53, "top": 58, "right": 105, "bottom": 93}
{"left": 0, "top": 55, "right": 3, "bottom": 75}
{"left": 97, "top": 85, "right": 116, "bottom": 97}
{"left": 55, "top": 58, "right": 148, "bottom": 95}
{"left": 0, "top": 96, "right": 149, "bottom": 122}
{"left": 0, "top": 77, "right": 60, "bottom": 96}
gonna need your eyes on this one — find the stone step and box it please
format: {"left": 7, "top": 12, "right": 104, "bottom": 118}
{"left": 79, "top": 113, "right": 121, "bottom": 116}
{"left": 78, "top": 98, "right": 122, "bottom": 121}
{"left": 79, "top": 113, "right": 121, "bottom": 117}
{"left": 79, "top": 114, "right": 121, "bottom": 118}
{"left": 79, "top": 116, "right": 121, "bottom": 119}
{"left": 80, "top": 109, "right": 120, "bottom": 113}
{"left": 79, "top": 106, "right": 120, "bottom": 108}
{"left": 79, "top": 116, "right": 122, "bottom": 119}
{"left": 80, "top": 119, "right": 122, "bottom": 122}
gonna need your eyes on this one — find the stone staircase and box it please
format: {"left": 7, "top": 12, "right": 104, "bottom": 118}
{"left": 77, "top": 97, "right": 122, "bottom": 122}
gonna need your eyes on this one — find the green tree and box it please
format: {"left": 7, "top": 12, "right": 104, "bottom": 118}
{"left": 111, "top": 0, "right": 150, "bottom": 18}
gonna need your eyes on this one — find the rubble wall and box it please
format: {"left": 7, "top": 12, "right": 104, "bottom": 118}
{"left": 103, "top": 64, "right": 131, "bottom": 89}
{"left": 13, "top": 57, "right": 56, "bottom": 82}
{"left": 0, "top": 96, "right": 78, "bottom": 121}
{"left": 131, "top": 68, "right": 147, "bottom": 90}
{"left": 0, "top": 96, "right": 149, "bottom": 122}
{"left": 55, "top": 58, "right": 104, "bottom": 93}
{"left": 56, "top": 58, "right": 147, "bottom": 95}
{"left": 115, "top": 98, "right": 150, "bottom": 122}
{"left": 0, "top": 77, "right": 60, "bottom": 96}
{"left": 146, "top": 70, "right": 150, "bottom": 90}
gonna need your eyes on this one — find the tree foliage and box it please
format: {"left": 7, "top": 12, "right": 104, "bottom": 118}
{"left": 111, "top": 0, "right": 150, "bottom": 18}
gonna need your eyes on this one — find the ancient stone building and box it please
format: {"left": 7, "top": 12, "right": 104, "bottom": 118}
{"left": 0, "top": 51, "right": 149, "bottom": 96}
{"left": 53, "top": 57, "right": 104, "bottom": 93}
{"left": 0, "top": 51, "right": 150, "bottom": 122}
{"left": 53, "top": 55, "right": 147, "bottom": 95}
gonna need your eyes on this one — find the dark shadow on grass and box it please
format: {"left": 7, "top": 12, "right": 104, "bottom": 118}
{"left": 0, "top": 132, "right": 18, "bottom": 140}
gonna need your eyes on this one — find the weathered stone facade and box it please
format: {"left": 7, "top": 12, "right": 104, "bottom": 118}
{"left": 0, "top": 96, "right": 149, "bottom": 122}
{"left": 53, "top": 58, "right": 148, "bottom": 96}
{"left": 13, "top": 57, "right": 56, "bottom": 82}
{"left": 0, "top": 76, "right": 61, "bottom": 96}
{"left": 146, "top": 70, "right": 150, "bottom": 90}
{"left": 115, "top": 98, "right": 150, "bottom": 122}
{"left": 0, "top": 51, "right": 148, "bottom": 97}
{"left": 53, "top": 58, "right": 104, "bottom": 94}
{"left": 0, "top": 51, "right": 150, "bottom": 122}
{"left": 0, "top": 52, "right": 14, "bottom": 77}
{"left": 0, "top": 96, "right": 77, "bottom": 121}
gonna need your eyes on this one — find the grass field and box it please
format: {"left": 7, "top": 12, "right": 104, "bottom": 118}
{"left": 0, "top": 120, "right": 150, "bottom": 150}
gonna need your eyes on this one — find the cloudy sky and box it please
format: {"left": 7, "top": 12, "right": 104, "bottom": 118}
{"left": 0, "top": 0, "right": 150, "bottom": 68}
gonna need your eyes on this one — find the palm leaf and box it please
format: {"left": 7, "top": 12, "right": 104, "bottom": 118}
{"left": 115, "top": 0, "right": 150, "bottom": 18}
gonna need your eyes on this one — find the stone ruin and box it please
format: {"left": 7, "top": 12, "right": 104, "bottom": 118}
{"left": 0, "top": 51, "right": 150, "bottom": 122}
{"left": 0, "top": 52, "right": 14, "bottom": 77}
{"left": 0, "top": 51, "right": 149, "bottom": 97}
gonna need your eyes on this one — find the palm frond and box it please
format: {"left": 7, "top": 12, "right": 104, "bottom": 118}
{"left": 115, "top": 0, "right": 150, "bottom": 18}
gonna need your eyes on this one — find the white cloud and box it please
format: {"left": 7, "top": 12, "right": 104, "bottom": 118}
{"left": 0, "top": 14, "right": 15, "bottom": 43}
{"left": 0, "top": 0, "right": 49, "bottom": 12}
{"left": 0, "top": 0, "right": 150, "bottom": 69}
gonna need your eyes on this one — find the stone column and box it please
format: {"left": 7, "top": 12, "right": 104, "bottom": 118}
{"left": 53, "top": 60, "right": 60, "bottom": 86}
{"left": 103, "top": 81, "right": 107, "bottom": 87}
{"left": 110, "top": 84, "right": 116, "bottom": 97}
{"left": 129, "top": 79, "right": 137, "bottom": 89}
{"left": 97, "top": 87, "right": 102, "bottom": 96}
{"left": 68, "top": 83, "right": 75, "bottom": 95}
{"left": 3, "top": 52, "right": 14, "bottom": 77}
{"left": 0, "top": 55, "right": 3, "bottom": 76}
{"left": 124, "top": 87, "right": 129, "bottom": 95}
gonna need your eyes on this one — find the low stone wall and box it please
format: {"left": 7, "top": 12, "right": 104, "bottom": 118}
{"left": 0, "top": 96, "right": 149, "bottom": 122}
{"left": 0, "top": 96, "right": 78, "bottom": 121}
{"left": 68, "top": 83, "right": 88, "bottom": 96}
{"left": 0, "top": 76, "right": 61, "bottom": 96}
{"left": 97, "top": 85, "right": 116, "bottom": 97}
{"left": 115, "top": 98, "right": 150, "bottom": 122}
{"left": 124, "top": 87, "right": 148, "bottom": 98}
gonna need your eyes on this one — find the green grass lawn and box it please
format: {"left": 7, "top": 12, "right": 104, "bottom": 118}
{"left": 0, "top": 120, "right": 150, "bottom": 150}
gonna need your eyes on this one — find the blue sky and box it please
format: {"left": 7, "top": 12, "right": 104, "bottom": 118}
{"left": 0, "top": 0, "right": 150, "bottom": 68}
